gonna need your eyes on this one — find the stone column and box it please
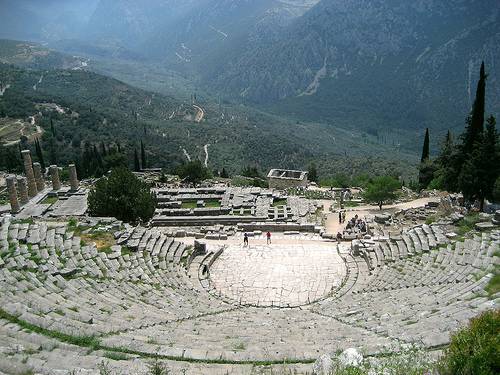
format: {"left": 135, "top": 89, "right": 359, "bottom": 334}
{"left": 33, "top": 162, "right": 45, "bottom": 191}
{"left": 6, "top": 176, "right": 20, "bottom": 213}
{"left": 21, "top": 150, "right": 38, "bottom": 197}
{"left": 68, "top": 164, "right": 79, "bottom": 192}
{"left": 50, "top": 165, "right": 61, "bottom": 191}
{"left": 17, "top": 177, "right": 29, "bottom": 205}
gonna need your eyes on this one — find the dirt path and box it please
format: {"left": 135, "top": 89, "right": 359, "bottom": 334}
{"left": 193, "top": 105, "right": 205, "bottom": 122}
{"left": 181, "top": 148, "right": 192, "bottom": 162}
{"left": 0, "top": 84, "right": 10, "bottom": 96}
{"left": 203, "top": 144, "right": 210, "bottom": 167}
{"left": 33, "top": 74, "right": 43, "bottom": 91}
{"left": 324, "top": 197, "right": 441, "bottom": 235}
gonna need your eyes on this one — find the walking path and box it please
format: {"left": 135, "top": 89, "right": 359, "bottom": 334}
{"left": 325, "top": 197, "right": 441, "bottom": 235}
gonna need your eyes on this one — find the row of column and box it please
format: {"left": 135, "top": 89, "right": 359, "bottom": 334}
{"left": 7, "top": 149, "right": 79, "bottom": 213}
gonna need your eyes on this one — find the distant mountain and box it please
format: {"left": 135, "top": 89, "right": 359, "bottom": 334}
{"left": 76, "top": 0, "right": 500, "bottom": 143}
{"left": 0, "top": 39, "right": 86, "bottom": 70}
{"left": 1, "top": 0, "right": 497, "bottom": 156}
{"left": 0, "top": 0, "right": 99, "bottom": 42}
{"left": 206, "top": 0, "right": 500, "bottom": 134}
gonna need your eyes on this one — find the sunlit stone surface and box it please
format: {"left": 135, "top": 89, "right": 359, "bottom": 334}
{"left": 209, "top": 244, "right": 346, "bottom": 307}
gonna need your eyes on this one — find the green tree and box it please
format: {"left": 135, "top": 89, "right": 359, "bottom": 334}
{"left": 418, "top": 128, "right": 435, "bottom": 189}
{"left": 241, "top": 166, "right": 262, "bottom": 178}
{"left": 363, "top": 176, "right": 400, "bottom": 210}
{"left": 433, "top": 130, "right": 456, "bottom": 191}
{"left": 220, "top": 167, "right": 229, "bottom": 178}
{"left": 419, "top": 160, "right": 437, "bottom": 190}
{"left": 459, "top": 116, "right": 500, "bottom": 210}
{"left": 493, "top": 176, "right": 500, "bottom": 203}
{"left": 34, "top": 138, "right": 45, "bottom": 170}
{"left": 103, "top": 152, "right": 127, "bottom": 170}
{"left": 481, "top": 116, "right": 500, "bottom": 205}
{"left": 463, "top": 62, "right": 487, "bottom": 156}
{"left": 420, "top": 128, "right": 430, "bottom": 163}
{"left": 438, "top": 310, "right": 499, "bottom": 375}
{"left": 308, "top": 163, "right": 318, "bottom": 183}
{"left": 88, "top": 167, "right": 156, "bottom": 223}
{"left": 134, "top": 148, "right": 141, "bottom": 172}
{"left": 140, "top": 140, "right": 147, "bottom": 169}
{"left": 176, "top": 160, "right": 211, "bottom": 186}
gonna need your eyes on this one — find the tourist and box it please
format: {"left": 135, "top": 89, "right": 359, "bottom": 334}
{"left": 243, "top": 233, "right": 249, "bottom": 247}
{"left": 266, "top": 231, "right": 272, "bottom": 245}
{"left": 336, "top": 232, "right": 343, "bottom": 243}
{"left": 339, "top": 211, "right": 342, "bottom": 224}
{"left": 342, "top": 211, "right": 346, "bottom": 223}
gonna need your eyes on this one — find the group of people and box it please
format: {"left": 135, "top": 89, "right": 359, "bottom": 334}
{"left": 345, "top": 214, "right": 367, "bottom": 233}
{"left": 243, "top": 231, "right": 272, "bottom": 246}
{"left": 336, "top": 213, "right": 367, "bottom": 242}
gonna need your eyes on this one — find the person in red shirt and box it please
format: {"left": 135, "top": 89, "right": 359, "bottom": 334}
{"left": 266, "top": 231, "right": 272, "bottom": 245}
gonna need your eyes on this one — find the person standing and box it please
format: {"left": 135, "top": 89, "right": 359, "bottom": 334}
{"left": 266, "top": 231, "right": 272, "bottom": 245}
{"left": 342, "top": 211, "right": 346, "bottom": 224}
{"left": 338, "top": 211, "right": 342, "bottom": 224}
{"left": 243, "top": 233, "right": 249, "bottom": 247}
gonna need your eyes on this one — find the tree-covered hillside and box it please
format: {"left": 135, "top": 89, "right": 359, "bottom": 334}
{"left": 0, "top": 62, "right": 417, "bottom": 179}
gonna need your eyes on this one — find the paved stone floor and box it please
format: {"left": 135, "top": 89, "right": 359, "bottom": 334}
{"left": 209, "top": 244, "right": 346, "bottom": 307}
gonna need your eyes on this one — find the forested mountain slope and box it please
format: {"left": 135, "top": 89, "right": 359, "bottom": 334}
{"left": 0, "top": 62, "right": 415, "bottom": 178}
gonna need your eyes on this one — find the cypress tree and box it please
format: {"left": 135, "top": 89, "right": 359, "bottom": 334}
{"left": 418, "top": 128, "right": 435, "bottom": 189}
{"left": 100, "top": 142, "right": 107, "bottom": 157}
{"left": 36, "top": 139, "right": 46, "bottom": 170}
{"left": 48, "top": 137, "right": 57, "bottom": 165}
{"left": 420, "top": 128, "right": 430, "bottom": 163}
{"left": 459, "top": 116, "right": 499, "bottom": 211}
{"left": 134, "top": 148, "right": 141, "bottom": 172}
{"left": 480, "top": 116, "right": 500, "bottom": 207}
{"left": 435, "top": 131, "right": 456, "bottom": 191}
{"left": 50, "top": 119, "right": 56, "bottom": 137}
{"left": 462, "top": 62, "right": 487, "bottom": 156}
{"left": 308, "top": 163, "right": 318, "bottom": 183}
{"left": 140, "top": 140, "right": 147, "bottom": 169}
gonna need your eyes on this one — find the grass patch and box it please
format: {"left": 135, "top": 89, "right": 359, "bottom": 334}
{"left": 81, "top": 231, "right": 116, "bottom": 251}
{"left": 41, "top": 196, "right": 59, "bottom": 205}
{"left": 205, "top": 199, "right": 221, "bottom": 208}
{"left": 181, "top": 201, "right": 197, "bottom": 209}
{"left": 121, "top": 246, "right": 132, "bottom": 256}
{"left": 147, "top": 337, "right": 159, "bottom": 345}
{"left": 272, "top": 198, "right": 287, "bottom": 207}
{"left": 343, "top": 200, "right": 360, "bottom": 208}
{"left": 180, "top": 200, "right": 220, "bottom": 208}
{"left": 0, "top": 308, "right": 100, "bottom": 350}
{"left": 12, "top": 218, "right": 34, "bottom": 225}
{"left": 233, "top": 342, "right": 246, "bottom": 351}
{"left": 103, "top": 351, "right": 129, "bottom": 361}
{"left": 425, "top": 215, "right": 438, "bottom": 225}
{"left": 456, "top": 213, "right": 481, "bottom": 236}
{"left": 485, "top": 273, "right": 500, "bottom": 297}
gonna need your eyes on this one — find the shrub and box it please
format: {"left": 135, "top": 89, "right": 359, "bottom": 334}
{"left": 147, "top": 359, "right": 170, "bottom": 375}
{"left": 175, "top": 160, "right": 211, "bottom": 186}
{"left": 88, "top": 167, "right": 156, "bottom": 223}
{"left": 438, "top": 309, "right": 500, "bottom": 375}
{"left": 363, "top": 175, "right": 400, "bottom": 210}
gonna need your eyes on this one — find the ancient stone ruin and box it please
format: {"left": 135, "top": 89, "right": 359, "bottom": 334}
{"left": 0, "top": 169, "right": 498, "bottom": 374}
{"left": 267, "top": 168, "right": 309, "bottom": 189}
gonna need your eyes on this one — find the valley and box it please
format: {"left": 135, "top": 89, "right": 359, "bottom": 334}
{"left": 0, "top": 2, "right": 499, "bottom": 375}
